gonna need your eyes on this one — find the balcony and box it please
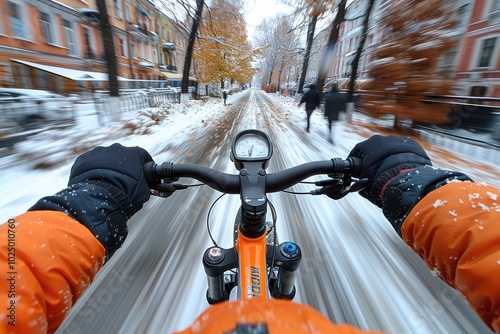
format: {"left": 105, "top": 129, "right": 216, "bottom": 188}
{"left": 78, "top": 8, "right": 100, "bottom": 25}
{"left": 159, "top": 64, "right": 177, "bottom": 72}
{"left": 138, "top": 60, "right": 154, "bottom": 69}
{"left": 161, "top": 42, "right": 175, "bottom": 51}
{"left": 127, "top": 23, "right": 157, "bottom": 42}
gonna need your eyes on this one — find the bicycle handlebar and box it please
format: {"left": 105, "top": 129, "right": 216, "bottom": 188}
{"left": 144, "top": 157, "right": 362, "bottom": 194}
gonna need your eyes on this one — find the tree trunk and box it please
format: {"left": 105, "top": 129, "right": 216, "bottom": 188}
{"left": 267, "top": 57, "right": 276, "bottom": 85}
{"left": 96, "top": 0, "right": 119, "bottom": 97}
{"left": 181, "top": 0, "right": 204, "bottom": 101}
{"left": 297, "top": 16, "right": 317, "bottom": 94}
{"left": 316, "top": 0, "right": 347, "bottom": 92}
{"left": 277, "top": 57, "right": 285, "bottom": 93}
{"left": 348, "top": 0, "right": 375, "bottom": 102}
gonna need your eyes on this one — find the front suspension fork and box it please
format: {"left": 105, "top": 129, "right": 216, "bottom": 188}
{"left": 202, "top": 242, "right": 302, "bottom": 304}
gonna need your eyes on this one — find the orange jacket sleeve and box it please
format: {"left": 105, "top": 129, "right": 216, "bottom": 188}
{"left": 401, "top": 181, "right": 500, "bottom": 332}
{"left": 1, "top": 211, "right": 106, "bottom": 334}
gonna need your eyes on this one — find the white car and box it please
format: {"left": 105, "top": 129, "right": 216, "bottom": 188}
{"left": 0, "top": 88, "right": 75, "bottom": 130}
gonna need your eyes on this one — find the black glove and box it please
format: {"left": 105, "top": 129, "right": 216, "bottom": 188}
{"left": 348, "top": 135, "right": 472, "bottom": 235}
{"left": 347, "top": 135, "right": 432, "bottom": 207}
{"left": 30, "top": 143, "right": 154, "bottom": 259}
{"left": 69, "top": 143, "right": 153, "bottom": 215}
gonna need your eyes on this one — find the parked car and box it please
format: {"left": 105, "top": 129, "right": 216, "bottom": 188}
{"left": 0, "top": 88, "right": 75, "bottom": 130}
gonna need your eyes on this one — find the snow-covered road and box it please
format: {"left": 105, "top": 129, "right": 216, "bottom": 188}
{"left": 2, "top": 89, "right": 497, "bottom": 333}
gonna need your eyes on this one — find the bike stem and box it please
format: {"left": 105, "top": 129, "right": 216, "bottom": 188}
{"left": 238, "top": 162, "right": 268, "bottom": 238}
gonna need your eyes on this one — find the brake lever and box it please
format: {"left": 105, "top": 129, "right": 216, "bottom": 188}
{"left": 310, "top": 178, "right": 369, "bottom": 199}
{"left": 314, "top": 179, "right": 341, "bottom": 187}
{"left": 150, "top": 183, "right": 187, "bottom": 198}
{"left": 310, "top": 183, "right": 348, "bottom": 199}
{"left": 349, "top": 178, "right": 369, "bottom": 192}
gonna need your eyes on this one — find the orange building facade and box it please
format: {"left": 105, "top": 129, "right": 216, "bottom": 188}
{"left": 0, "top": 0, "right": 195, "bottom": 94}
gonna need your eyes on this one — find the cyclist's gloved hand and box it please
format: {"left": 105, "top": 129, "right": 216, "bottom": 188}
{"left": 68, "top": 143, "right": 153, "bottom": 214}
{"left": 347, "top": 135, "right": 432, "bottom": 207}
{"left": 30, "top": 143, "right": 154, "bottom": 259}
{"left": 347, "top": 135, "right": 472, "bottom": 235}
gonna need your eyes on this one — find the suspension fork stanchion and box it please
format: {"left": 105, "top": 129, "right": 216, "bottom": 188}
{"left": 268, "top": 242, "right": 302, "bottom": 299}
{"left": 203, "top": 246, "right": 238, "bottom": 304}
{"left": 236, "top": 227, "right": 269, "bottom": 300}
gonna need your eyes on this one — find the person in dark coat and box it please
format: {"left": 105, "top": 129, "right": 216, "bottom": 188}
{"left": 298, "top": 84, "right": 321, "bottom": 132}
{"left": 323, "top": 85, "right": 347, "bottom": 142}
{"left": 223, "top": 90, "right": 228, "bottom": 105}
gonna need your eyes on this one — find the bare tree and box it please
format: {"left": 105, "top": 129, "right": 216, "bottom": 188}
{"left": 96, "top": 0, "right": 118, "bottom": 97}
{"left": 297, "top": 17, "right": 317, "bottom": 94}
{"left": 315, "top": 0, "right": 347, "bottom": 91}
{"left": 282, "top": 0, "right": 334, "bottom": 94}
{"left": 348, "top": 0, "right": 375, "bottom": 101}
{"left": 180, "top": 0, "right": 204, "bottom": 102}
{"left": 254, "top": 16, "right": 302, "bottom": 91}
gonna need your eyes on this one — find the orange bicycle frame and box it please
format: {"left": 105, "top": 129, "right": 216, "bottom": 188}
{"left": 235, "top": 226, "right": 268, "bottom": 299}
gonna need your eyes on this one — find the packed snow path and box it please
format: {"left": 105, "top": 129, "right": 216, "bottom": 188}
{"left": 47, "top": 89, "right": 493, "bottom": 333}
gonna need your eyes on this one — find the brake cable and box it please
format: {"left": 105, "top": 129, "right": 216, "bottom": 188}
{"left": 206, "top": 192, "right": 226, "bottom": 248}
{"left": 282, "top": 178, "right": 368, "bottom": 196}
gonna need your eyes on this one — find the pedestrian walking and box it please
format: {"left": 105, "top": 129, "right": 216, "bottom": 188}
{"left": 223, "top": 90, "right": 228, "bottom": 105}
{"left": 323, "top": 85, "right": 347, "bottom": 143}
{"left": 298, "top": 84, "right": 321, "bottom": 132}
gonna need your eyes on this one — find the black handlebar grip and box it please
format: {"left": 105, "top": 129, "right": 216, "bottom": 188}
{"left": 348, "top": 157, "right": 362, "bottom": 178}
{"left": 143, "top": 161, "right": 156, "bottom": 186}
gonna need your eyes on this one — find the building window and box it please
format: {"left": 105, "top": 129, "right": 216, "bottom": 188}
{"left": 492, "top": 0, "right": 500, "bottom": 12}
{"left": 130, "top": 41, "right": 136, "bottom": 58}
{"left": 439, "top": 50, "right": 457, "bottom": 67}
{"left": 470, "top": 86, "right": 487, "bottom": 97}
{"left": 457, "top": 4, "right": 471, "bottom": 29}
{"left": 135, "top": 8, "right": 140, "bottom": 25}
{"left": 83, "top": 26, "right": 95, "bottom": 58}
{"left": 40, "top": 12, "right": 54, "bottom": 44}
{"left": 114, "top": 0, "right": 122, "bottom": 19}
{"left": 478, "top": 37, "right": 497, "bottom": 67}
{"left": 63, "top": 19, "right": 77, "bottom": 56}
{"left": 367, "top": 34, "right": 373, "bottom": 45}
{"left": 0, "top": 63, "right": 14, "bottom": 86}
{"left": 146, "top": 43, "right": 151, "bottom": 60}
{"left": 37, "top": 70, "right": 49, "bottom": 90}
{"left": 8, "top": 1, "right": 27, "bottom": 39}
{"left": 0, "top": 8, "right": 5, "bottom": 35}
{"left": 136, "top": 9, "right": 149, "bottom": 30}
{"left": 125, "top": 4, "right": 132, "bottom": 22}
{"left": 119, "top": 37, "right": 127, "bottom": 57}
{"left": 15, "top": 64, "right": 31, "bottom": 88}
{"left": 138, "top": 42, "right": 144, "bottom": 58}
